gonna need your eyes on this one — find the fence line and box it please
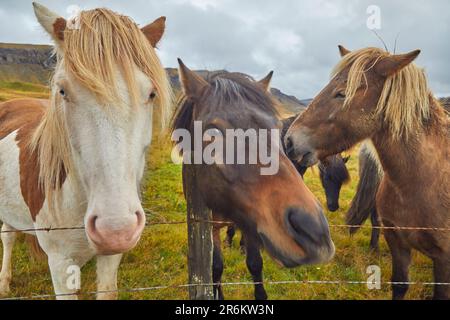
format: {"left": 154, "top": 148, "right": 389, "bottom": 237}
{"left": 1, "top": 218, "right": 448, "bottom": 300}
{"left": 2, "top": 219, "right": 450, "bottom": 234}
{"left": 1, "top": 279, "right": 449, "bottom": 300}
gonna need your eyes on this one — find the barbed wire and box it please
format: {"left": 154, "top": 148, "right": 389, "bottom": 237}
{"left": 1, "top": 217, "right": 448, "bottom": 300}
{"left": 2, "top": 218, "right": 450, "bottom": 234}
{"left": 2, "top": 279, "right": 450, "bottom": 300}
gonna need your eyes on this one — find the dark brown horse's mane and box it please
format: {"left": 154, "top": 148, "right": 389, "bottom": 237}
{"left": 171, "top": 71, "right": 279, "bottom": 132}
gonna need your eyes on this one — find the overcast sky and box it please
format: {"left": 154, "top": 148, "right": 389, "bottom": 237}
{"left": 1, "top": 0, "right": 449, "bottom": 98}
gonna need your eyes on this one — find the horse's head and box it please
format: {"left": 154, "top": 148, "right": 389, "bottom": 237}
{"left": 33, "top": 3, "right": 172, "bottom": 255}
{"left": 285, "top": 46, "right": 422, "bottom": 167}
{"left": 318, "top": 155, "right": 350, "bottom": 212}
{"left": 282, "top": 116, "right": 349, "bottom": 212}
{"left": 173, "top": 61, "right": 334, "bottom": 267}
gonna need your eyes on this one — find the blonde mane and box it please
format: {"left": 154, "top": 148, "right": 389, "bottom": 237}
{"left": 332, "top": 47, "right": 433, "bottom": 140}
{"left": 30, "top": 8, "right": 172, "bottom": 214}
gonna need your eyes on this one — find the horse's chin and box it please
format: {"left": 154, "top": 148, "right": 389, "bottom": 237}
{"left": 258, "top": 233, "right": 303, "bottom": 268}
{"left": 297, "top": 151, "right": 319, "bottom": 168}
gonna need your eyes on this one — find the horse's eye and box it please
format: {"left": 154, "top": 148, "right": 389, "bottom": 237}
{"left": 335, "top": 91, "right": 346, "bottom": 99}
{"left": 204, "top": 127, "right": 222, "bottom": 139}
{"left": 149, "top": 91, "right": 157, "bottom": 100}
{"left": 59, "top": 88, "right": 66, "bottom": 97}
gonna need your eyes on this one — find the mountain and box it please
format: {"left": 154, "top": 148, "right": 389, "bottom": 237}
{"left": 0, "top": 43, "right": 55, "bottom": 84}
{"left": 167, "top": 68, "right": 307, "bottom": 117}
{"left": 440, "top": 97, "right": 450, "bottom": 112}
{"left": 2, "top": 43, "right": 446, "bottom": 116}
{"left": 0, "top": 43, "right": 307, "bottom": 117}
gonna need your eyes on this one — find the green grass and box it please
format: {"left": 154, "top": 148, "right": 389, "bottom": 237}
{"left": 0, "top": 81, "right": 48, "bottom": 93}
{"left": 0, "top": 88, "right": 435, "bottom": 300}
{"left": 0, "top": 81, "right": 49, "bottom": 102}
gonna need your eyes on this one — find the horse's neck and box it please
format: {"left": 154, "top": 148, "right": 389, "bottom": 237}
{"left": 371, "top": 111, "right": 447, "bottom": 189}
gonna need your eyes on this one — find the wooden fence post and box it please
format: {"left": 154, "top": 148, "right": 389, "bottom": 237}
{"left": 183, "top": 164, "right": 214, "bottom": 300}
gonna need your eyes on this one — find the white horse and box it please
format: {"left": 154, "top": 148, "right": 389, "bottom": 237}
{"left": 0, "top": 3, "right": 172, "bottom": 299}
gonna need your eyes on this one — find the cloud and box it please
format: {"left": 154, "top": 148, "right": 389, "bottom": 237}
{"left": 1, "top": 0, "right": 449, "bottom": 97}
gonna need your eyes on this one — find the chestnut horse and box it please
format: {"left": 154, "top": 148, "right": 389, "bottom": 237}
{"left": 348, "top": 99, "right": 449, "bottom": 251}
{"left": 172, "top": 61, "right": 335, "bottom": 300}
{"left": 0, "top": 3, "right": 171, "bottom": 299}
{"left": 286, "top": 46, "right": 450, "bottom": 300}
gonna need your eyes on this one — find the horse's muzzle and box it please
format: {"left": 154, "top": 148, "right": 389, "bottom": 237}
{"left": 86, "top": 210, "right": 146, "bottom": 255}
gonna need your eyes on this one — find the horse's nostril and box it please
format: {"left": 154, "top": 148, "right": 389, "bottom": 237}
{"left": 328, "top": 204, "right": 339, "bottom": 212}
{"left": 287, "top": 208, "right": 323, "bottom": 245}
{"left": 134, "top": 210, "right": 146, "bottom": 228}
{"left": 88, "top": 215, "right": 98, "bottom": 231}
{"left": 285, "top": 136, "right": 294, "bottom": 155}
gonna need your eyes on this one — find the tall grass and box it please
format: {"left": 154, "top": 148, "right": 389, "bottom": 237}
{"left": 0, "top": 81, "right": 49, "bottom": 102}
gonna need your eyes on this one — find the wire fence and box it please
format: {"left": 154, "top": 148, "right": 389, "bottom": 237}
{"left": 2, "top": 279, "right": 450, "bottom": 300}
{"left": 3, "top": 218, "right": 450, "bottom": 234}
{"left": 1, "top": 216, "right": 449, "bottom": 300}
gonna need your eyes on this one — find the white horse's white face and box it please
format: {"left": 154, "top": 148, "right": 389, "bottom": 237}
{"left": 33, "top": 3, "right": 167, "bottom": 254}
{"left": 56, "top": 68, "right": 154, "bottom": 254}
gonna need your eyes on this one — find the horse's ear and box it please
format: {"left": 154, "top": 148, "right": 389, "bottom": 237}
{"left": 375, "top": 50, "right": 421, "bottom": 77}
{"left": 343, "top": 155, "right": 351, "bottom": 164}
{"left": 178, "top": 58, "right": 209, "bottom": 98}
{"left": 33, "top": 2, "right": 66, "bottom": 43}
{"left": 258, "top": 71, "right": 274, "bottom": 92}
{"left": 141, "top": 16, "right": 166, "bottom": 48}
{"left": 338, "top": 45, "right": 351, "bottom": 57}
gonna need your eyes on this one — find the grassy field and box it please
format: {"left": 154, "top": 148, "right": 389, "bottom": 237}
{"left": 0, "top": 81, "right": 49, "bottom": 102}
{"left": 0, "top": 82, "right": 434, "bottom": 300}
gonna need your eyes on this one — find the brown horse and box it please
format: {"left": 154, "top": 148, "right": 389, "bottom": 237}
{"left": 348, "top": 99, "right": 449, "bottom": 252}
{"left": 285, "top": 46, "right": 450, "bottom": 300}
{"left": 172, "top": 61, "right": 335, "bottom": 300}
{"left": 219, "top": 115, "right": 350, "bottom": 299}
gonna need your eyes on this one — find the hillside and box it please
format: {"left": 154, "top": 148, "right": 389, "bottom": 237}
{"left": 2, "top": 43, "right": 448, "bottom": 116}
{"left": 0, "top": 43, "right": 306, "bottom": 116}
{"left": 0, "top": 43, "right": 54, "bottom": 84}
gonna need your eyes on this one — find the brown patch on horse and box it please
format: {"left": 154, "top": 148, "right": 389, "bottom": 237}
{"left": 0, "top": 99, "right": 66, "bottom": 221}
{"left": 53, "top": 17, "right": 66, "bottom": 41}
{"left": 25, "top": 234, "right": 47, "bottom": 260}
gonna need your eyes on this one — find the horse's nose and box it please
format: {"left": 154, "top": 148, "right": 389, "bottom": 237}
{"left": 284, "top": 132, "right": 318, "bottom": 167}
{"left": 285, "top": 136, "right": 294, "bottom": 156}
{"left": 327, "top": 201, "right": 339, "bottom": 212}
{"left": 285, "top": 207, "right": 335, "bottom": 263}
{"left": 86, "top": 210, "right": 145, "bottom": 255}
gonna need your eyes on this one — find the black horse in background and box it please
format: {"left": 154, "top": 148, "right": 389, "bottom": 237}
{"left": 346, "top": 141, "right": 382, "bottom": 251}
